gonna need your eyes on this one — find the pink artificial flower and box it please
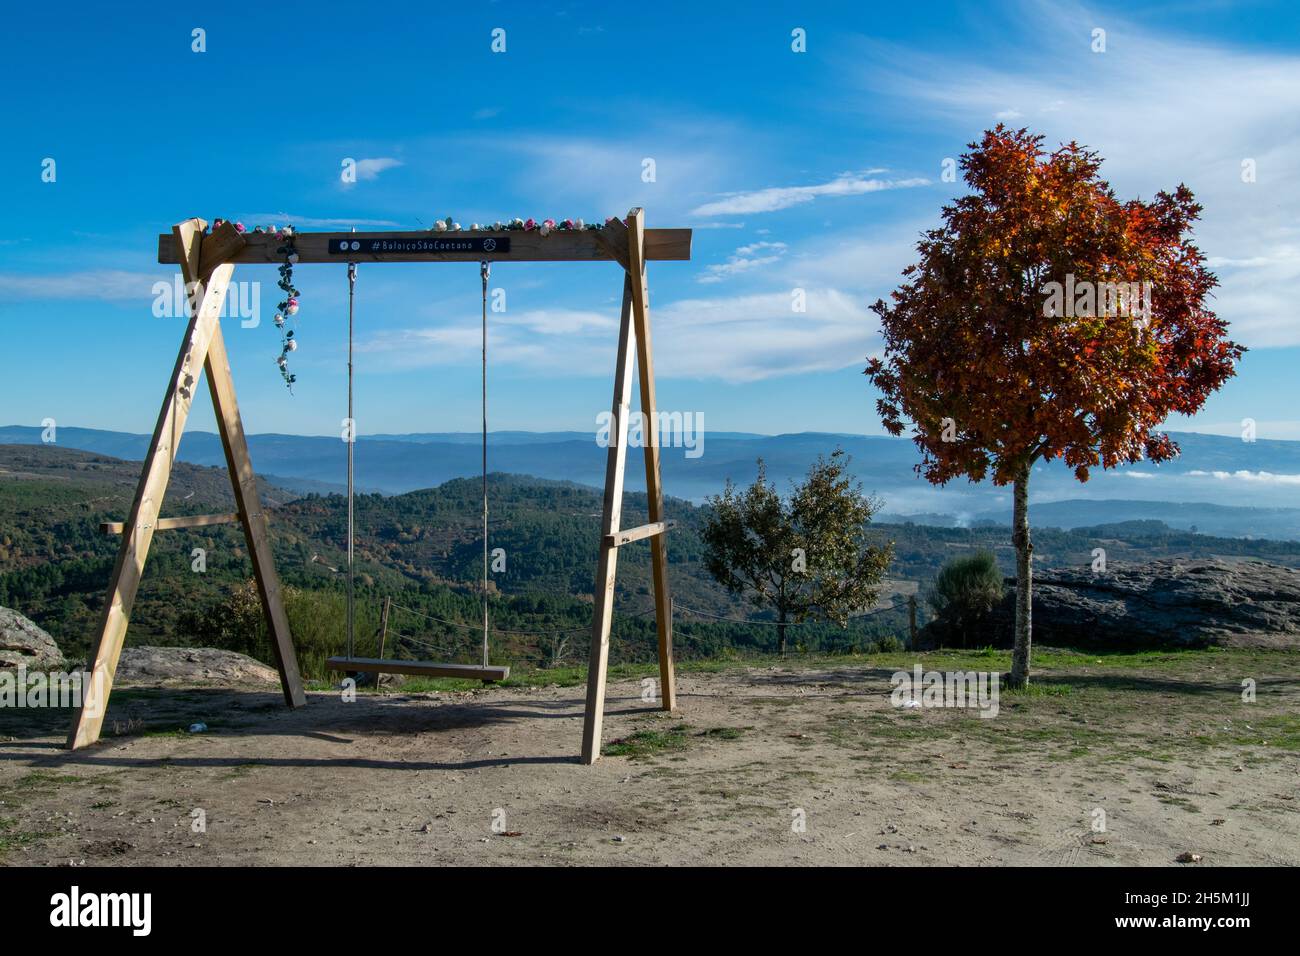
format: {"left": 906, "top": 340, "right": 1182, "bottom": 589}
{"left": 287, "top": 297, "right": 299, "bottom": 307}
{"left": 234, "top": 222, "right": 246, "bottom": 233}
{"left": 523, "top": 218, "right": 536, "bottom": 231}
{"left": 562, "top": 219, "right": 575, "bottom": 230}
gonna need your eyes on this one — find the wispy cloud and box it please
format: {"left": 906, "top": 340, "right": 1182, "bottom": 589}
{"left": 1188, "top": 469, "right": 1300, "bottom": 485}
{"left": 859, "top": 0, "right": 1300, "bottom": 348}
{"left": 239, "top": 213, "right": 403, "bottom": 228}
{"left": 653, "top": 289, "right": 875, "bottom": 382}
{"left": 698, "top": 241, "right": 788, "bottom": 283}
{"left": 690, "top": 173, "right": 930, "bottom": 216}
{"left": 356, "top": 287, "right": 876, "bottom": 384}
{"left": 345, "top": 157, "right": 403, "bottom": 185}
{"left": 0, "top": 269, "right": 159, "bottom": 301}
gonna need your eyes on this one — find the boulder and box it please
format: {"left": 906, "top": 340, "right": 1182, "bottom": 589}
{"left": 0, "top": 606, "right": 66, "bottom": 671}
{"left": 920, "top": 558, "right": 1300, "bottom": 649}
{"left": 114, "top": 646, "right": 280, "bottom": 686}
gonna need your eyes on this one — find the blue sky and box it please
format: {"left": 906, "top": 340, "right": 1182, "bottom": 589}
{"left": 2, "top": 0, "right": 1298, "bottom": 441}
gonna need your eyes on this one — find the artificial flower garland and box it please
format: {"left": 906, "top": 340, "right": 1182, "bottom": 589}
{"left": 210, "top": 219, "right": 301, "bottom": 390}
{"left": 430, "top": 215, "right": 625, "bottom": 236}
{"left": 204, "top": 214, "right": 628, "bottom": 392}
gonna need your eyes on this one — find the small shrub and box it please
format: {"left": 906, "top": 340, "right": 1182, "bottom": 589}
{"left": 927, "top": 551, "right": 1006, "bottom": 648}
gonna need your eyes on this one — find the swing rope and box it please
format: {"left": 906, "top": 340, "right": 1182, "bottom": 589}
{"left": 480, "top": 260, "right": 490, "bottom": 669}
{"left": 336, "top": 256, "right": 497, "bottom": 673}
{"left": 346, "top": 241, "right": 357, "bottom": 661}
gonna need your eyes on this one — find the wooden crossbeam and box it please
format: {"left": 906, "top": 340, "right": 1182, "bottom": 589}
{"left": 157, "top": 227, "right": 691, "bottom": 265}
{"left": 326, "top": 657, "right": 509, "bottom": 682}
{"left": 100, "top": 512, "right": 240, "bottom": 535}
{"left": 605, "top": 520, "right": 676, "bottom": 548}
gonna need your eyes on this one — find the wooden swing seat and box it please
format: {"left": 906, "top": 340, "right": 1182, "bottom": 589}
{"left": 326, "top": 656, "right": 509, "bottom": 682}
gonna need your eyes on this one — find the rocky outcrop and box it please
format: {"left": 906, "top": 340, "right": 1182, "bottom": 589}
{"left": 114, "top": 647, "right": 280, "bottom": 686}
{"left": 922, "top": 558, "right": 1300, "bottom": 649}
{"left": 0, "top": 607, "right": 66, "bottom": 670}
{"left": 1012, "top": 558, "right": 1300, "bottom": 648}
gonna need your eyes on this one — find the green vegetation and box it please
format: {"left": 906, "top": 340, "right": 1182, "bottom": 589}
{"left": 602, "top": 724, "right": 693, "bottom": 759}
{"left": 926, "top": 550, "right": 1006, "bottom": 647}
{"left": 701, "top": 451, "right": 894, "bottom": 655}
{"left": 5, "top": 443, "right": 1300, "bottom": 682}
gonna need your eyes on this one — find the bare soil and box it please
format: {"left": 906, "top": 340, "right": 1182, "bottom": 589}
{"left": 2, "top": 648, "right": 1297, "bottom": 866}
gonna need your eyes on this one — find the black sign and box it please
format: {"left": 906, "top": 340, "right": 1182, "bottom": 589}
{"left": 328, "top": 236, "right": 511, "bottom": 255}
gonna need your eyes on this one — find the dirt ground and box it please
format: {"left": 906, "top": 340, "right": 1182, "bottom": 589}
{"left": 2, "top": 649, "right": 1298, "bottom": 866}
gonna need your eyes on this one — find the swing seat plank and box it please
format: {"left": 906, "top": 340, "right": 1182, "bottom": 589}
{"left": 326, "top": 657, "right": 510, "bottom": 682}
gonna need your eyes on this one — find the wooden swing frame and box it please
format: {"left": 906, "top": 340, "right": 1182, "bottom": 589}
{"left": 67, "top": 209, "right": 690, "bottom": 766}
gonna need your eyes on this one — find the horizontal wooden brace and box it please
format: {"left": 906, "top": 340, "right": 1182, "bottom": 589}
{"left": 157, "top": 227, "right": 692, "bottom": 265}
{"left": 605, "top": 520, "right": 675, "bottom": 548}
{"left": 100, "top": 512, "right": 241, "bottom": 535}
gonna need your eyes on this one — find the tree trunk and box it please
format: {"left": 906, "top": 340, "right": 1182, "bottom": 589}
{"left": 1009, "top": 461, "right": 1033, "bottom": 688}
{"left": 777, "top": 613, "right": 787, "bottom": 657}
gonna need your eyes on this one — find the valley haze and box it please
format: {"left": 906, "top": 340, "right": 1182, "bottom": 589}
{"left": 3, "top": 424, "right": 1298, "bottom": 540}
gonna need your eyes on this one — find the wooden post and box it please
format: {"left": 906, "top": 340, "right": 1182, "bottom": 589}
{"left": 580, "top": 276, "right": 638, "bottom": 764}
{"left": 377, "top": 596, "right": 391, "bottom": 658}
{"left": 204, "top": 325, "right": 305, "bottom": 708}
{"left": 625, "top": 208, "right": 677, "bottom": 714}
{"left": 375, "top": 596, "right": 391, "bottom": 689}
{"left": 68, "top": 219, "right": 236, "bottom": 749}
{"left": 908, "top": 594, "right": 918, "bottom": 647}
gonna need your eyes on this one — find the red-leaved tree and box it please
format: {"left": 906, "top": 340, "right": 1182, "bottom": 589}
{"left": 866, "top": 127, "right": 1243, "bottom": 686}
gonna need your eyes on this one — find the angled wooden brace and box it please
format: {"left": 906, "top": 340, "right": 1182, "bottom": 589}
{"left": 67, "top": 219, "right": 304, "bottom": 749}
{"left": 580, "top": 209, "right": 678, "bottom": 764}
{"left": 625, "top": 208, "right": 677, "bottom": 716}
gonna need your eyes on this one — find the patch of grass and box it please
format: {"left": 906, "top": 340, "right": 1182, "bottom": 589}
{"left": 141, "top": 727, "right": 190, "bottom": 739}
{"left": 699, "top": 726, "right": 748, "bottom": 740}
{"left": 888, "top": 769, "right": 927, "bottom": 782}
{"left": 1005, "top": 682, "right": 1074, "bottom": 697}
{"left": 10, "top": 771, "right": 81, "bottom": 791}
{"left": 603, "top": 724, "right": 693, "bottom": 759}
{"left": 0, "top": 816, "right": 49, "bottom": 858}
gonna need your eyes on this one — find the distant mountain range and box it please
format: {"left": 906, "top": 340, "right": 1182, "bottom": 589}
{"left": 3, "top": 424, "right": 1298, "bottom": 539}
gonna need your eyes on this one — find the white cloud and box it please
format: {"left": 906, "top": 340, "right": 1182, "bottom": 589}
{"left": 496, "top": 309, "right": 616, "bottom": 335}
{"left": 0, "top": 269, "right": 160, "bottom": 301}
{"left": 859, "top": 0, "right": 1300, "bottom": 348}
{"left": 354, "top": 288, "right": 877, "bottom": 384}
{"left": 691, "top": 173, "right": 930, "bottom": 216}
{"left": 1188, "top": 470, "right": 1300, "bottom": 485}
{"left": 653, "top": 289, "right": 876, "bottom": 382}
{"left": 351, "top": 157, "right": 403, "bottom": 182}
{"left": 698, "top": 241, "right": 788, "bottom": 283}
{"left": 238, "top": 213, "right": 403, "bottom": 228}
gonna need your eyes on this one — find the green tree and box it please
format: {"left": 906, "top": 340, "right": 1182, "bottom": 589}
{"left": 927, "top": 551, "right": 1006, "bottom": 648}
{"left": 701, "top": 451, "right": 894, "bottom": 656}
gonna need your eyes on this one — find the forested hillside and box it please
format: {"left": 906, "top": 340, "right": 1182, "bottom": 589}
{"left": 4, "top": 444, "right": 1299, "bottom": 678}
